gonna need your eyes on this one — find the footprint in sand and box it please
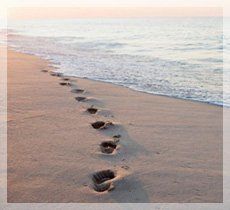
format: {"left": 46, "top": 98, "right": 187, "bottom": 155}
{"left": 92, "top": 170, "right": 116, "bottom": 192}
{"left": 59, "top": 81, "right": 71, "bottom": 86}
{"left": 100, "top": 141, "right": 118, "bottom": 154}
{"left": 91, "top": 121, "right": 113, "bottom": 130}
{"left": 86, "top": 106, "right": 98, "bottom": 114}
{"left": 75, "top": 96, "right": 104, "bottom": 107}
{"left": 50, "top": 71, "right": 63, "bottom": 77}
{"left": 41, "top": 69, "right": 48, "bottom": 73}
{"left": 85, "top": 105, "right": 114, "bottom": 117}
{"left": 75, "top": 96, "right": 87, "bottom": 102}
{"left": 62, "top": 77, "right": 70, "bottom": 81}
{"left": 71, "top": 88, "right": 85, "bottom": 94}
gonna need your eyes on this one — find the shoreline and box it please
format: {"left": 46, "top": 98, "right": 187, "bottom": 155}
{"left": 8, "top": 46, "right": 225, "bottom": 108}
{"left": 7, "top": 49, "right": 223, "bottom": 203}
{"left": 62, "top": 74, "right": 224, "bottom": 108}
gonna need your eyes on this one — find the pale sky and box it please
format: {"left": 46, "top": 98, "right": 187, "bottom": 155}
{"left": 0, "top": 0, "right": 229, "bottom": 20}
{"left": 0, "top": 0, "right": 228, "bottom": 7}
{"left": 7, "top": 7, "right": 223, "bottom": 20}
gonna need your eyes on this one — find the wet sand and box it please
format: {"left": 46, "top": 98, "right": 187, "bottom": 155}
{"left": 7, "top": 49, "right": 223, "bottom": 203}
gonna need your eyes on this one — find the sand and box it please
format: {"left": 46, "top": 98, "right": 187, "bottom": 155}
{"left": 7, "top": 49, "right": 223, "bottom": 203}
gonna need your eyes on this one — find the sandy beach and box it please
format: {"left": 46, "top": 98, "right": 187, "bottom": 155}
{"left": 7, "top": 49, "right": 223, "bottom": 203}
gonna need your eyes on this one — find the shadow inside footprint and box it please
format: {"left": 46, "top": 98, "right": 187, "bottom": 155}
{"left": 41, "top": 69, "right": 48, "bottom": 73}
{"left": 100, "top": 141, "right": 117, "bottom": 154}
{"left": 87, "top": 107, "right": 98, "bottom": 114}
{"left": 62, "top": 77, "right": 70, "bottom": 81}
{"left": 59, "top": 82, "right": 70, "bottom": 86}
{"left": 91, "top": 121, "right": 113, "bottom": 129}
{"left": 50, "top": 72, "right": 63, "bottom": 77}
{"left": 91, "top": 121, "right": 105, "bottom": 129}
{"left": 92, "top": 170, "right": 115, "bottom": 192}
{"left": 71, "top": 88, "right": 85, "bottom": 93}
{"left": 75, "top": 96, "right": 87, "bottom": 102}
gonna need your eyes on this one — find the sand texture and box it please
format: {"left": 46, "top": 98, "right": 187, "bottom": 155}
{"left": 7, "top": 50, "right": 223, "bottom": 203}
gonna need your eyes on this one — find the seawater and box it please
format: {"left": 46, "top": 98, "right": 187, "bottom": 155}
{"left": 6, "top": 17, "right": 228, "bottom": 106}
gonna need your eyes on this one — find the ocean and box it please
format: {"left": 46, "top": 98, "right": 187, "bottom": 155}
{"left": 6, "top": 17, "right": 227, "bottom": 106}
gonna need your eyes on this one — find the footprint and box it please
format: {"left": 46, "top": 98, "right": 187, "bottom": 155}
{"left": 86, "top": 106, "right": 98, "bottom": 114}
{"left": 41, "top": 69, "right": 48, "bottom": 73}
{"left": 71, "top": 88, "right": 85, "bottom": 94}
{"left": 75, "top": 96, "right": 87, "bottom": 102}
{"left": 59, "top": 81, "right": 70, "bottom": 86}
{"left": 91, "top": 121, "right": 113, "bottom": 130}
{"left": 100, "top": 141, "right": 117, "bottom": 154}
{"left": 75, "top": 97, "right": 104, "bottom": 107}
{"left": 50, "top": 72, "right": 63, "bottom": 77}
{"left": 92, "top": 170, "right": 116, "bottom": 192}
{"left": 62, "top": 77, "right": 70, "bottom": 81}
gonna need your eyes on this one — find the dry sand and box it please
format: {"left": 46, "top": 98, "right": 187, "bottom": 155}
{"left": 7, "top": 49, "right": 223, "bottom": 203}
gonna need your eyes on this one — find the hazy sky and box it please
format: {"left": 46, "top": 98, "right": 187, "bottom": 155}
{"left": 7, "top": 7, "right": 223, "bottom": 20}
{"left": 0, "top": 0, "right": 229, "bottom": 20}
{"left": 1, "top": 0, "right": 228, "bottom": 7}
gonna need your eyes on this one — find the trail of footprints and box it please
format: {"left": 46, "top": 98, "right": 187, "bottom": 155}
{"left": 42, "top": 70, "right": 129, "bottom": 193}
